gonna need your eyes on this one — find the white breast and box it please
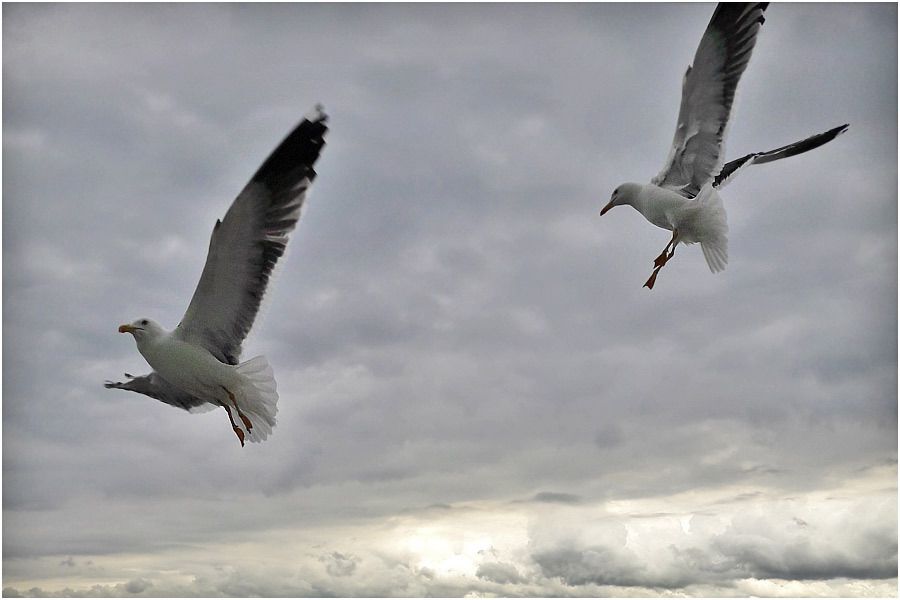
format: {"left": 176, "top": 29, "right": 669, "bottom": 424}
{"left": 635, "top": 185, "right": 691, "bottom": 231}
{"left": 139, "top": 335, "right": 239, "bottom": 401}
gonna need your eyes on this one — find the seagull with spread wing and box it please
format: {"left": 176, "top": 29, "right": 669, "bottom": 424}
{"left": 106, "top": 106, "right": 328, "bottom": 446}
{"left": 600, "top": 3, "right": 848, "bottom": 289}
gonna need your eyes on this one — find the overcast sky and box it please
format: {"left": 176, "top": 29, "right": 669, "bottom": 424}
{"left": 3, "top": 3, "right": 897, "bottom": 597}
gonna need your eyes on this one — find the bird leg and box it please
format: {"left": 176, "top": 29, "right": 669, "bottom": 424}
{"left": 224, "top": 405, "right": 245, "bottom": 447}
{"left": 645, "top": 230, "right": 678, "bottom": 289}
{"left": 653, "top": 229, "right": 679, "bottom": 268}
{"left": 225, "top": 388, "right": 253, "bottom": 433}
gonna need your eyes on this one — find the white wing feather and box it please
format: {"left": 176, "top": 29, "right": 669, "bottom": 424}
{"left": 652, "top": 3, "right": 768, "bottom": 197}
{"left": 175, "top": 108, "right": 328, "bottom": 364}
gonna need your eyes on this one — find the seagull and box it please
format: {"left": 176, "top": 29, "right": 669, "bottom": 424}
{"left": 106, "top": 106, "right": 328, "bottom": 446}
{"left": 600, "top": 3, "right": 848, "bottom": 289}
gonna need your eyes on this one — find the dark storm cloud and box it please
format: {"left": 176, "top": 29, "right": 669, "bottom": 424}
{"left": 3, "top": 2, "right": 895, "bottom": 596}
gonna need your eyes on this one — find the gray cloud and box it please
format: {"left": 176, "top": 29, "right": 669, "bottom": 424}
{"left": 533, "top": 546, "right": 646, "bottom": 588}
{"left": 529, "top": 492, "right": 584, "bottom": 505}
{"left": 321, "top": 551, "right": 360, "bottom": 578}
{"left": 4, "top": 578, "right": 152, "bottom": 598}
{"left": 476, "top": 561, "right": 526, "bottom": 585}
{"left": 6, "top": 488, "right": 895, "bottom": 597}
{"left": 3, "top": 2, "right": 896, "bottom": 596}
{"left": 528, "top": 490, "right": 898, "bottom": 591}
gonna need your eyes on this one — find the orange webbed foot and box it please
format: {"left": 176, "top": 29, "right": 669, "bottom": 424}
{"left": 239, "top": 414, "right": 253, "bottom": 432}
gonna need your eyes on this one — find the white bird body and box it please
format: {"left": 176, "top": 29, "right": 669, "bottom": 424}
{"left": 600, "top": 3, "right": 847, "bottom": 288}
{"left": 624, "top": 183, "right": 703, "bottom": 233}
{"left": 617, "top": 182, "right": 729, "bottom": 273}
{"left": 132, "top": 322, "right": 242, "bottom": 404}
{"left": 107, "top": 106, "right": 327, "bottom": 446}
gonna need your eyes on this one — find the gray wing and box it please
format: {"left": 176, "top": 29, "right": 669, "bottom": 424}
{"left": 174, "top": 106, "right": 328, "bottom": 365}
{"left": 652, "top": 3, "right": 768, "bottom": 197}
{"left": 713, "top": 123, "right": 849, "bottom": 189}
{"left": 104, "top": 372, "right": 214, "bottom": 413}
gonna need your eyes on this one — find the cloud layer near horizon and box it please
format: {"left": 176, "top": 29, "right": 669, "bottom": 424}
{"left": 3, "top": 3, "right": 897, "bottom": 596}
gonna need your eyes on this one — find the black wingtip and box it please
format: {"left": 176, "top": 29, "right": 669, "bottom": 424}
{"left": 250, "top": 108, "right": 329, "bottom": 190}
{"left": 756, "top": 3, "right": 769, "bottom": 26}
{"left": 817, "top": 123, "right": 850, "bottom": 144}
{"left": 307, "top": 103, "right": 328, "bottom": 124}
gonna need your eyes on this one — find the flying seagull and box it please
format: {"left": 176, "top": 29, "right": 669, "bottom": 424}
{"left": 106, "top": 106, "right": 328, "bottom": 446}
{"left": 600, "top": 3, "right": 848, "bottom": 289}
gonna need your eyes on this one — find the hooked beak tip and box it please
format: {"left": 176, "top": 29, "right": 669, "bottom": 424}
{"left": 600, "top": 202, "right": 614, "bottom": 216}
{"left": 118, "top": 324, "right": 132, "bottom": 334}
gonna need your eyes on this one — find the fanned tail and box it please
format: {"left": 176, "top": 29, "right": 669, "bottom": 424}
{"left": 701, "top": 240, "right": 728, "bottom": 273}
{"left": 697, "top": 184, "right": 729, "bottom": 273}
{"left": 234, "top": 356, "right": 279, "bottom": 443}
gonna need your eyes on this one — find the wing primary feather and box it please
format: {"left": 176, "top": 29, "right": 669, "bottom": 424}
{"left": 714, "top": 123, "right": 849, "bottom": 188}
{"left": 749, "top": 123, "right": 849, "bottom": 165}
{"left": 251, "top": 110, "right": 328, "bottom": 193}
{"left": 653, "top": 3, "right": 769, "bottom": 195}
{"left": 176, "top": 106, "right": 329, "bottom": 364}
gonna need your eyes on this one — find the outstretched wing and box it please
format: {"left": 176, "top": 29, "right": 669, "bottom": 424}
{"left": 713, "top": 123, "right": 849, "bottom": 189}
{"left": 652, "top": 3, "right": 768, "bottom": 197}
{"left": 104, "top": 372, "right": 214, "bottom": 413}
{"left": 174, "top": 106, "right": 328, "bottom": 365}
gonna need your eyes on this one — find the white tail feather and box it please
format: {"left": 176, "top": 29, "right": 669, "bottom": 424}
{"left": 696, "top": 184, "right": 729, "bottom": 273}
{"left": 701, "top": 241, "right": 728, "bottom": 273}
{"left": 233, "top": 355, "right": 279, "bottom": 443}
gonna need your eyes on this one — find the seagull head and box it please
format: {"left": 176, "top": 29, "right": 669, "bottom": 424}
{"left": 118, "top": 318, "right": 163, "bottom": 341}
{"left": 601, "top": 183, "right": 641, "bottom": 215}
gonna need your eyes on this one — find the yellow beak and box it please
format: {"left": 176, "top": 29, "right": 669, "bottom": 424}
{"left": 118, "top": 324, "right": 135, "bottom": 334}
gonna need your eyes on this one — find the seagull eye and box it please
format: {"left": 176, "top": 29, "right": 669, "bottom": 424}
{"left": 140, "top": 320, "right": 148, "bottom": 326}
